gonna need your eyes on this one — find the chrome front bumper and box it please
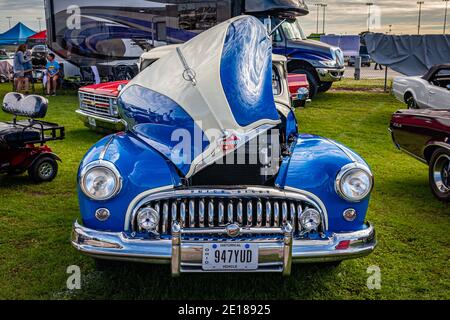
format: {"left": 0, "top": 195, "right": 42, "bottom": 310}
{"left": 72, "top": 221, "right": 376, "bottom": 276}
{"left": 316, "top": 67, "right": 345, "bottom": 82}
{"left": 76, "top": 109, "right": 125, "bottom": 132}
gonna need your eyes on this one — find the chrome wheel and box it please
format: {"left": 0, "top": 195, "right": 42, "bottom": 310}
{"left": 432, "top": 154, "right": 450, "bottom": 192}
{"left": 38, "top": 161, "right": 54, "bottom": 179}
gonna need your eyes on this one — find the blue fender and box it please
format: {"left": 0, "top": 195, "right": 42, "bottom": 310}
{"left": 77, "top": 132, "right": 181, "bottom": 232}
{"left": 276, "top": 134, "right": 371, "bottom": 233}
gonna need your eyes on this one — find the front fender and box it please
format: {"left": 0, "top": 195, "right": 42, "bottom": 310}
{"left": 276, "top": 135, "right": 371, "bottom": 233}
{"left": 77, "top": 132, "right": 181, "bottom": 232}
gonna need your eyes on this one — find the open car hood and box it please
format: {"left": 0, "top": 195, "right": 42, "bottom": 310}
{"left": 118, "top": 15, "right": 280, "bottom": 178}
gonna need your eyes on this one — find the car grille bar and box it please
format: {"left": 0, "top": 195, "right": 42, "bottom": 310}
{"left": 79, "top": 92, "right": 114, "bottom": 116}
{"left": 130, "top": 187, "right": 327, "bottom": 236}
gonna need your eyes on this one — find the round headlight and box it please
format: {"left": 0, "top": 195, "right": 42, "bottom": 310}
{"left": 137, "top": 207, "right": 159, "bottom": 232}
{"left": 80, "top": 161, "right": 122, "bottom": 201}
{"left": 299, "top": 208, "right": 321, "bottom": 232}
{"left": 336, "top": 163, "right": 373, "bottom": 202}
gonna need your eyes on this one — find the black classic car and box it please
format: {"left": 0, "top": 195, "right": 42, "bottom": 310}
{"left": 390, "top": 109, "right": 450, "bottom": 202}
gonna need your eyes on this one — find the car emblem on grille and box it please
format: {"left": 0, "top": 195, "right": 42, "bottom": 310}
{"left": 226, "top": 223, "right": 241, "bottom": 237}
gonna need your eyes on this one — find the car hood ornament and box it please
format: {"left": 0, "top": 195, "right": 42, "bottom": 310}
{"left": 118, "top": 15, "right": 280, "bottom": 178}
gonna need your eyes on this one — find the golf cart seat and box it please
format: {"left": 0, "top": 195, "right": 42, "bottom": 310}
{"left": 2, "top": 92, "right": 48, "bottom": 118}
{"left": 0, "top": 93, "right": 50, "bottom": 148}
{"left": 0, "top": 122, "right": 41, "bottom": 148}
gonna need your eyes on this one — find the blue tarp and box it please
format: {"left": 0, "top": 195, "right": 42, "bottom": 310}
{"left": 364, "top": 33, "right": 450, "bottom": 76}
{"left": 0, "top": 23, "right": 36, "bottom": 45}
{"left": 320, "top": 35, "right": 360, "bottom": 57}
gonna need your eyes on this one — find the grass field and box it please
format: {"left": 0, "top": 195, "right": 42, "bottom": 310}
{"left": 0, "top": 82, "right": 448, "bottom": 300}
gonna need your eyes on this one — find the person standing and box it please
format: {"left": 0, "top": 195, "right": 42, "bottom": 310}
{"left": 45, "top": 53, "right": 60, "bottom": 96}
{"left": 374, "top": 62, "right": 383, "bottom": 71}
{"left": 13, "top": 44, "right": 31, "bottom": 93}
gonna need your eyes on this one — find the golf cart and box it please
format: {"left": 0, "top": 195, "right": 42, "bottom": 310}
{"left": 0, "top": 92, "right": 65, "bottom": 182}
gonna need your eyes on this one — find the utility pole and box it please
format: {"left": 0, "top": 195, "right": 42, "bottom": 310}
{"left": 321, "top": 3, "right": 328, "bottom": 35}
{"left": 37, "top": 17, "right": 42, "bottom": 31}
{"left": 389, "top": 24, "right": 393, "bottom": 34}
{"left": 444, "top": 0, "right": 449, "bottom": 34}
{"left": 366, "top": 3, "right": 374, "bottom": 32}
{"left": 6, "top": 16, "right": 12, "bottom": 29}
{"left": 417, "top": 1, "right": 424, "bottom": 35}
{"left": 314, "top": 3, "right": 321, "bottom": 34}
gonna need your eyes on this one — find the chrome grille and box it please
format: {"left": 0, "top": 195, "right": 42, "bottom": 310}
{"left": 79, "top": 92, "right": 114, "bottom": 116}
{"left": 130, "top": 188, "right": 326, "bottom": 236}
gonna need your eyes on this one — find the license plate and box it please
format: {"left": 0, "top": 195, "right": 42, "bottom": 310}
{"left": 88, "top": 117, "right": 96, "bottom": 127}
{"left": 202, "top": 243, "right": 258, "bottom": 271}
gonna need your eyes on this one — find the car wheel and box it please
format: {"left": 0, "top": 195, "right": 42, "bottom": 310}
{"left": 318, "top": 81, "right": 333, "bottom": 93}
{"left": 406, "top": 95, "right": 418, "bottom": 109}
{"left": 429, "top": 148, "right": 450, "bottom": 202}
{"left": 291, "top": 69, "right": 319, "bottom": 98}
{"left": 28, "top": 157, "right": 58, "bottom": 183}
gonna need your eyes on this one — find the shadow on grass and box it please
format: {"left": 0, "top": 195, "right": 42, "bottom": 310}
{"left": 69, "top": 262, "right": 343, "bottom": 300}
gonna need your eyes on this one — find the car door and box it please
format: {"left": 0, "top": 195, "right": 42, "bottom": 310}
{"left": 428, "top": 69, "right": 450, "bottom": 109}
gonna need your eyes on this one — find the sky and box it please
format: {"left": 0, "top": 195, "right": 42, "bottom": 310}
{"left": 0, "top": 0, "right": 448, "bottom": 35}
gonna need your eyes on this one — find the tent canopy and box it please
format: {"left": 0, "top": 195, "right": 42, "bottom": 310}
{"left": 0, "top": 23, "right": 36, "bottom": 45}
{"left": 28, "top": 30, "right": 46, "bottom": 40}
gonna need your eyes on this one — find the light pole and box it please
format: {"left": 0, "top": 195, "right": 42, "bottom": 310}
{"left": 37, "top": 17, "right": 42, "bottom": 31}
{"left": 321, "top": 3, "right": 328, "bottom": 35}
{"left": 444, "top": 0, "right": 449, "bottom": 34}
{"left": 6, "top": 16, "right": 12, "bottom": 29}
{"left": 314, "top": 3, "right": 321, "bottom": 34}
{"left": 417, "top": 1, "right": 424, "bottom": 35}
{"left": 366, "top": 3, "right": 374, "bottom": 32}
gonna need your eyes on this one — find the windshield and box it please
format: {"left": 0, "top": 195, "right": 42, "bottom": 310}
{"left": 281, "top": 18, "right": 306, "bottom": 41}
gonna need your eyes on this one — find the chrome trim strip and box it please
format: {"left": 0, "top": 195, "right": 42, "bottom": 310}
{"left": 162, "top": 202, "right": 169, "bottom": 234}
{"left": 218, "top": 201, "right": 224, "bottom": 226}
{"left": 75, "top": 109, "right": 123, "bottom": 124}
{"left": 256, "top": 200, "right": 263, "bottom": 227}
{"left": 247, "top": 201, "right": 253, "bottom": 227}
{"left": 99, "top": 136, "right": 115, "bottom": 161}
{"left": 237, "top": 201, "right": 243, "bottom": 225}
{"left": 199, "top": 199, "right": 205, "bottom": 228}
{"left": 227, "top": 201, "right": 233, "bottom": 224}
{"left": 273, "top": 202, "right": 279, "bottom": 227}
{"left": 189, "top": 200, "right": 195, "bottom": 228}
{"left": 208, "top": 200, "right": 214, "bottom": 226}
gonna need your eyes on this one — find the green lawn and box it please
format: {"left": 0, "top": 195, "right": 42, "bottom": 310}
{"left": 0, "top": 83, "right": 448, "bottom": 300}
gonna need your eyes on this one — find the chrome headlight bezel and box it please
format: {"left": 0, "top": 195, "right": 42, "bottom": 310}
{"left": 335, "top": 163, "right": 374, "bottom": 203}
{"left": 80, "top": 160, "right": 122, "bottom": 201}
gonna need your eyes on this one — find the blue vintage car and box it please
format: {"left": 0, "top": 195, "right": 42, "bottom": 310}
{"left": 72, "top": 16, "right": 376, "bottom": 276}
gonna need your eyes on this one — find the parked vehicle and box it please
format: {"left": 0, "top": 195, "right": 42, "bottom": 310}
{"left": 348, "top": 45, "right": 371, "bottom": 67}
{"left": 348, "top": 55, "right": 371, "bottom": 67}
{"left": 0, "top": 49, "right": 8, "bottom": 60}
{"left": 31, "top": 44, "right": 48, "bottom": 69}
{"left": 0, "top": 93, "right": 65, "bottom": 182}
{"left": 390, "top": 109, "right": 450, "bottom": 202}
{"left": 45, "top": 0, "right": 343, "bottom": 96}
{"left": 72, "top": 16, "right": 376, "bottom": 275}
{"left": 393, "top": 64, "right": 450, "bottom": 109}
{"left": 77, "top": 46, "right": 310, "bottom": 132}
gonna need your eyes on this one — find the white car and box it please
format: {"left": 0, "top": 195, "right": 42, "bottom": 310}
{"left": 393, "top": 64, "right": 450, "bottom": 109}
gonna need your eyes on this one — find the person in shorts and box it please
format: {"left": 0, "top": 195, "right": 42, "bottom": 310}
{"left": 45, "top": 53, "right": 60, "bottom": 96}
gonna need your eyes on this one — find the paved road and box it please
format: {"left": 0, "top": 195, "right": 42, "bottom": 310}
{"left": 343, "top": 66, "right": 403, "bottom": 79}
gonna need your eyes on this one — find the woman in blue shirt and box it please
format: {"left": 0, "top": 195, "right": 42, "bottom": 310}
{"left": 13, "top": 44, "right": 32, "bottom": 92}
{"left": 45, "top": 53, "right": 60, "bottom": 96}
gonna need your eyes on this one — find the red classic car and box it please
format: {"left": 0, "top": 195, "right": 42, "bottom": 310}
{"left": 76, "top": 47, "right": 310, "bottom": 133}
{"left": 390, "top": 109, "right": 450, "bottom": 202}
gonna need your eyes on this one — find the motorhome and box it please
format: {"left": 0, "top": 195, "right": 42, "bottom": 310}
{"left": 45, "top": 0, "right": 344, "bottom": 95}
